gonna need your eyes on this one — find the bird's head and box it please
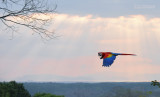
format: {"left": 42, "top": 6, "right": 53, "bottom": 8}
{"left": 98, "top": 52, "right": 103, "bottom": 59}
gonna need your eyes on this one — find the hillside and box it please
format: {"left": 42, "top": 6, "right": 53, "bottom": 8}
{"left": 24, "top": 82, "right": 160, "bottom": 97}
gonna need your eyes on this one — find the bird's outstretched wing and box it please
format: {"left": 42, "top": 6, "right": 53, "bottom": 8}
{"left": 103, "top": 54, "right": 116, "bottom": 67}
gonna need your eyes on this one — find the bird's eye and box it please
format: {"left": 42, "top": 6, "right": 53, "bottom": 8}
{"left": 98, "top": 53, "right": 102, "bottom": 56}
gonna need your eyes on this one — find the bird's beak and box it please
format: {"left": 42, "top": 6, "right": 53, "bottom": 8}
{"left": 98, "top": 53, "right": 103, "bottom": 59}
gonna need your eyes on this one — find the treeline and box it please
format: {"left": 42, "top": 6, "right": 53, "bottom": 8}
{"left": 1, "top": 81, "right": 160, "bottom": 97}
{"left": 0, "top": 81, "right": 64, "bottom": 97}
{"left": 24, "top": 82, "right": 160, "bottom": 97}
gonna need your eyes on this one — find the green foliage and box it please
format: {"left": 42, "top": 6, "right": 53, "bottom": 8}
{"left": 151, "top": 80, "right": 160, "bottom": 88}
{"left": 24, "top": 82, "right": 160, "bottom": 97}
{"left": 0, "top": 81, "right": 31, "bottom": 97}
{"left": 146, "top": 91, "right": 152, "bottom": 95}
{"left": 33, "top": 93, "right": 64, "bottom": 97}
{"left": 101, "top": 86, "right": 152, "bottom": 97}
{"left": 138, "top": 91, "right": 152, "bottom": 97}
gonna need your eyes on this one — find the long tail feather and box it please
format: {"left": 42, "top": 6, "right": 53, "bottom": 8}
{"left": 118, "top": 53, "right": 136, "bottom": 56}
{"left": 112, "top": 52, "right": 136, "bottom": 56}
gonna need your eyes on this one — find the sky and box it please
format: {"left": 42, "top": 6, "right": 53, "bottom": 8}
{"left": 0, "top": 0, "right": 160, "bottom": 82}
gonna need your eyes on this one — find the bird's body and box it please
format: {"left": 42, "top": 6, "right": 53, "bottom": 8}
{"left": 98, "top": 52, "right": 136, "bottom": 67}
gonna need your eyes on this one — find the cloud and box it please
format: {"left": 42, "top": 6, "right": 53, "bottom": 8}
{"left": 53, "top": 14, "right": 160, "bottom": 54}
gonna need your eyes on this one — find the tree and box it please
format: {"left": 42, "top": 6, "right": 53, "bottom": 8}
{"left": 33, "top": 93, "right": 65, "bottom": 97}
{"left": 151, "top": 80, "right": 160, "bottom": 88}
{"left": 0, "top": 81, "right": 31, "bottom": 97}
{"left": 0, "top": 0, "right": 57, "bottom": 39}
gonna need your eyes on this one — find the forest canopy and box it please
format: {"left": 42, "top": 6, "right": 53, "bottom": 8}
{"left": 0, "top": 81, "right": 65, "bottom": 97}
{"left": 0, "top": 81, "right": 31, "bottom": 97}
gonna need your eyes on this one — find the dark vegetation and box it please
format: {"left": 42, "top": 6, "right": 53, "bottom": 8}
{"left": 1, "top": 81, "right": 160, "bottom": 97}
{"left": 23, "top": 82, "right": 160, "bottom": 97}
{"left": 0, "top": 81, "right": 31, "bottom": 97}
{"left": 151, "top": 80, "right": 160, "bottom": 88}
{"left": 0, "top": 81, "right": 64, "bottom": 97}
{"left": 33, "top": 93, "right": 64, "bottom": 97}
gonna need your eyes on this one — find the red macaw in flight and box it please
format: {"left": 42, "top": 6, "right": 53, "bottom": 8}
{"left": 98, "top": 52, "right": 136, "bottom": 67}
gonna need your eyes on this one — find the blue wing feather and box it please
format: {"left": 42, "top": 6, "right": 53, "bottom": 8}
{"left": 103, "top": 55, "right": 116, "bottom": 67}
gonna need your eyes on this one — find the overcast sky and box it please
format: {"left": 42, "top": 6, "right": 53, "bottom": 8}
{"left": 0, "top": 0, "right": 160, "bottom": 82}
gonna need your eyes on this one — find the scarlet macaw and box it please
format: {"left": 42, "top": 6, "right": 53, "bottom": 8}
{"left": 98, "top": 52, "right": 136, "bottom": 67}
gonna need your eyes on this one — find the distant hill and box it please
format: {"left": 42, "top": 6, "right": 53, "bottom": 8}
{"left": 24, "top": 82, "right": 160, "bottom": 97}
